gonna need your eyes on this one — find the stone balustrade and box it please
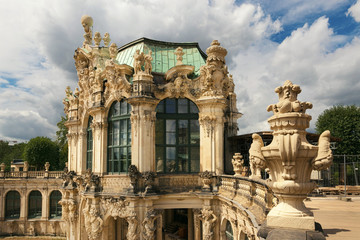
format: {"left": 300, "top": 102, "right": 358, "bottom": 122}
{"left": 218, "top": 175, "right": 275, "bottom": 223}
{"left": 2, "top": 171, "right": 63, "bottom": 179}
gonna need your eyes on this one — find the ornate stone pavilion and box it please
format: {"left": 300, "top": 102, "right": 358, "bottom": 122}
{"left": 0, "top": 15, "right": 332, "bottom": 240}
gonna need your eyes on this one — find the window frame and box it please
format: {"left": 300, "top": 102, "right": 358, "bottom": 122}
{"left": 49, "top": 190, "right": 62, "bottom": 219}
{"left": 86, "top": 115, "right": 93, "bottom": 170}
{"left": 155, "top": 98, "right": 200, "bottom": 174}
{"left": 107, "top": 100, "right": 132, "bottom": 174}
{"left": 28, "top": 190, "right": 42, "bottom": 219}
{"left": 5, "top": 190, "right": 21, "bottom": 219}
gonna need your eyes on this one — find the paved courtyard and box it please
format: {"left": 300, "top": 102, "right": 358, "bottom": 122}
{"left": 305, "top": 196, "right": 360, "bottom": 240}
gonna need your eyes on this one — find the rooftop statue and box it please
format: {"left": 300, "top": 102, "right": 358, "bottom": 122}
{"left": 81, "top": 15, "right": 93, "bottom": 47}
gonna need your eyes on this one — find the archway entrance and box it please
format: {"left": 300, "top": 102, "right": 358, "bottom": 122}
{"left": 107, "top": 217, "right": 128, "bottom": 240}
{"left": 163, "top": 208, "right": 194, "bottom": 239}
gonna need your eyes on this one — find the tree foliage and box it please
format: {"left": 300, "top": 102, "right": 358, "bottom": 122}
{"left": 315, "top": 105, "right": 360, "bottom": 155}
{"left": 56, "top": 116, "right": 68, "bottom": 170}
{"left": 23, "top": 137, "right": 59, "bottom": 170}
{"left": 0, "top": 141, "right": 27, "bottom": 170}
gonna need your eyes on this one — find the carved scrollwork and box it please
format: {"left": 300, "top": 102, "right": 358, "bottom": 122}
{"left": 199, "top": 114, "right": 216, "bottom": 137}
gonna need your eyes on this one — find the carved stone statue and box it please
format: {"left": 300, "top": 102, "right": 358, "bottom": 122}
{"left": 267, "top": 80, "right": 312, "bottom": 114}
{"left": 201, "top": 208, "right": 217, "bottom": 240}
{"left": 232, "top": 153, "right": 244, "bottom": 176}
{"left": 312, "top": 130, "right": 333, "bottom": 170}
{"left": 133, "top": 49, "right": 144, "bottom": 74}
{"left": 133, "top": 49, "right": 153, "bottom": 76}
{"left": 81, "top": 15, "right": 93, "bottom": 46}
{"left": 23, "top": 161, "right": 29, "bottom": 171}
{"left": 144, "top": 50, "right": 153, "bottom": 74}
{"left": 249, "top": 133, "right": 265, "bottom": 179}
{"left": 103, "top": 32, "right": 111, "bottom": 47}
{"left": 142, "top": 209, "right": 157, "bottom": 240}
{"left": 89, "top": 205, "right": 103, "bottom": 239}
{"left": 126, "top": 214, "right": 139, "bottom": 240}
{"left": 174, "top": 47, "right": 185, "bottom": 65}
{"left": 109, "top": 43, "right": 117, "bottom": 60}
{"left": 93, "top": 32, "right": 102, "bottom": 47}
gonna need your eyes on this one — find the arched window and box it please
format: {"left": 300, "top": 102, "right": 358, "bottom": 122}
{"left": 225, "top": 221, "right": 234, "bottom": 240}
{"left": 49, "top": 190, "right": 62, "bottom": 218}
{"left": 155, "top": 98, "right": 200, "bottom": 173}
{"left": 28, "top": 190, "right": 42, "bottom": 219}
{"left": 107, "top": 100, "right": 131, "bottom": 173}
{"left": 86, "top": 116, "right": 93, "bottom": 170}
{"left": 5, "top": 191, "right": 20, "bottom": 219}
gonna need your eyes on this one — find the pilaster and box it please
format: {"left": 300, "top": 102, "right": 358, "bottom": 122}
{"left": 89, "top": 107, "right": 107, "bottom": 175}
{"left": 128, "top": 98, "right": 157, "bottom": 172}
{"left": 197, "top": 97, "right": 227, "bottom": 175}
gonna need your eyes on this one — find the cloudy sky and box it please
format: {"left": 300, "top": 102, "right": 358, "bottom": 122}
{"left": 0, "top": 0, "right": 360, "bottom": 142}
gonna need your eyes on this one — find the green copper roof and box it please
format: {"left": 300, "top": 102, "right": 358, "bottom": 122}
{"left": 116, "top": 38, "right": 207, "bottom": 76}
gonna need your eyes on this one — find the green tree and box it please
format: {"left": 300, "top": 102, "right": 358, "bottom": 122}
{"left": 315, "top": 105, "right": 360, "bottom": 155}
{"left": 23, "top": 137, "right": 59, "bottom": 170}
{"left": 0, "top": 141, "right": 27, "bottom": 171}
{"left": 56, "top": 116, "right": 68, "bottom": 170}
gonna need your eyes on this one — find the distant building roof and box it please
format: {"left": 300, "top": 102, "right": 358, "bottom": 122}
{"left": 11, "top": 159, "right": 24, "bottom": 165}
{"left": 116, "top": 37, "right": 207, "bottom": 76}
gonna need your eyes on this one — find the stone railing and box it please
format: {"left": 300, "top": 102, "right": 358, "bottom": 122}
{"left": 2, "top": 171, "right": 63, "bottom": 179}
{"left": 218, "top": 175, "right": 275, "bottom": 222}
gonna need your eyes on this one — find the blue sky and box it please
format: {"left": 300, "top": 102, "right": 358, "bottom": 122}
{"left": 0, "top": 0, "right": 360, "bottom": 142}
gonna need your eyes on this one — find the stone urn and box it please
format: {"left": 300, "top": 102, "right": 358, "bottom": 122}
{"left": 250, "top": 80, "right": 333, "bottom": 230}
{"left": 199, "top": 171, "right": 213, "bottom": 191}
{"left": 232, "top": 153, "right": 244, "bottom": 176}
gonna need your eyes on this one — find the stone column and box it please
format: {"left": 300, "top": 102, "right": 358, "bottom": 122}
{"left": 42, "top": 189, "right": 49, "bottom": 220}
{"left": 20, "top": 188, "right": 27, "bottom": 221}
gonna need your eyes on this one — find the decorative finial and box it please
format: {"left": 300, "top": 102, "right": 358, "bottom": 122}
{"left": 103, "top": 33, "right": 111, "bottom": 47}
{"left": 93, "top": 32, "right": 101, "bottom": 47}
{"left": 267, "top": 80, "right": 312, "bottom": 114}
{"left": 174, "top": 47, "right": 185, "bottom": 66}
{"left": 81, "top": 15, "right": 93, "bottom": 46}
{"left": 206, "top": 40, "right": 227, "bottom": 63}
{"left": 109, "top": 43, "right": 118, "bottom": 60}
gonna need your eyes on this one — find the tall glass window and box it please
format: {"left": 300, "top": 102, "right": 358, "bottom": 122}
{"left": 107, "top": 100, "right": 131, "bottom": 174}
{"left": 225, "top": 221, "right": 234, "bottom": 240}
{"left": 86, "top": 116, "right": 93, "bottom": 170}
{"left": 155, "top": 98, "right": 200, "bottom": 173}
{"left": 5, "top": 191, "right": 20, "bottom": 219}
{"left": 49, "top": 190, "right": 62, "bottom": 218}
{"left": 28, "top": 190, "right": 42, "bottom": 219}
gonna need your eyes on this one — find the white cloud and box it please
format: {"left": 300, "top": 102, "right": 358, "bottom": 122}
{"left": 0, "top": 0, "right": 359, "bottom": 141}
{"left": 231, "top": 16, "right": 360, "bottom": 134}
{"left": 0, "top": 0, "right": 281, "bottom": 141}
{"left": 347, "top": 0, "right": 360, "bottom": 22}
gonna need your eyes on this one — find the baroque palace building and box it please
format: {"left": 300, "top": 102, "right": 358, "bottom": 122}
{"left": 0, "top": 15, "right": 332, "bottom": 240}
